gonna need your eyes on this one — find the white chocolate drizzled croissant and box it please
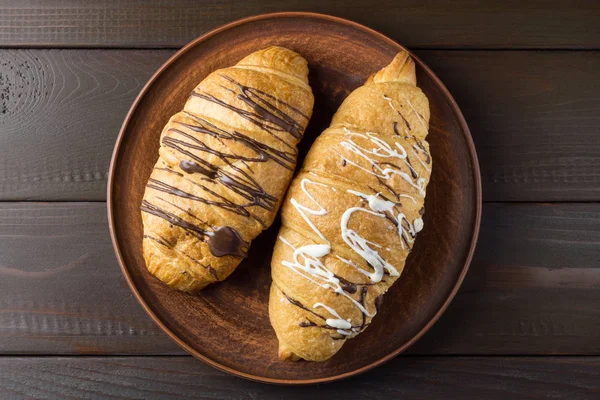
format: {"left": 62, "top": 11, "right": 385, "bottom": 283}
{"left": 269, "top": 51, "right": 431, "bottom": 361}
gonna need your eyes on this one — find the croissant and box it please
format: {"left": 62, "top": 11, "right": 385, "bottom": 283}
{"left": 141, "top": 46, "right": 314, "bottom": 292}
{"left": 269, "top": 51, "right": 431, "bottom": 361}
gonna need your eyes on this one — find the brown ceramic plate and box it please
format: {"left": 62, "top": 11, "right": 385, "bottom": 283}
{"left": 108, "top": 12, "right": 481, "bottom": 384}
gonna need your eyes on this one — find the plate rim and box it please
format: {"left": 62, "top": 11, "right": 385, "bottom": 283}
{"left": 107, "top": 11, "right": 482, "bottom": 385}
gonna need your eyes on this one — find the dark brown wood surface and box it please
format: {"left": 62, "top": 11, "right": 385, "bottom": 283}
{"left": 0, "top": 1, "right": 598, "bottom": 397}
{"left": 0, "top": 203, "right": 597, "bottom": 356}
{"left": 2, "top": 50, "right": 599, "bottom": 201}
{"left": 0, "top": 0, "right": 598, "bottom": 49}
{"left": 0, "top": 49, "right": 174, "bottom": 201}
{"left": 0, "top": 357, "right": 598, "bottom": 399}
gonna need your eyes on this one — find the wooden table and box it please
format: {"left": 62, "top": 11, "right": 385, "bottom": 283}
{"left": 0, "top": 1, "right": 598, "bottom": 398}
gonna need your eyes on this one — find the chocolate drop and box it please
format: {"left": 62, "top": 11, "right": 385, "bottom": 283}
{"left": 179, "top": 160, "right": 216, "bottom": 178}
{"left": 208, "top": 226, "right": 249, "bottom": 258}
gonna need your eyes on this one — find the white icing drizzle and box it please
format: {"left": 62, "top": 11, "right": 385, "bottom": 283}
{"left": 342, "top": 189, "right": 422, "bottom": 274}
{"left": 337, "top": 129, "right": 426, "bottom": 196}
{"left": 279, "top": 236, "right": 331, "bottom": 288}
{"left": 400, "top": 93, "right": 428, "bottom": 133}
{"left": 395, "top": 212, "right": 417, "bottom": 250}
{"left": 381, "top": 94, "right": 430, "bottom": 180}
{"left": 383, "top": 94, "right": 411, "bottom": 136}
{"left": 414, "top": 217, "right": 424, "bottom": 233}
{"left": 290, "top": 178, "right": 329, "bottom": 243}
{"left": 278, "top": 100, "right": 429, "bottom": 338}
{"left": 348, "top": 189, "right": 395, "bottom": 212}
{"left": 383, "top": 94, "right": 396, "bottom": 112}
{"left": 355, "top": 192, "right": 422, "bottom": 250}
{"left": 412, "top": 144, "right": 431, "bottom": 173}
{"left": 340, "top": 206, "right": 399, "bottom": 282}
{"left": 314, "top": 302, "right": 352, "bottom": 335}
{"left": 335, "top": 255, "right": 372, "bottom": 278}
{"left": 399, "top": 193, "right": 417, "bottom": 204}
{"left": 279, "top": 236, "right": 372, "bottom": 317}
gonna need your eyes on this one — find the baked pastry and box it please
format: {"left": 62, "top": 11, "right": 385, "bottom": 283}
{"left": 269, "top": 51, "right": 431, "bottom": 361}
{"left": 141, "top": 46, "right": 314, "bottom": 292}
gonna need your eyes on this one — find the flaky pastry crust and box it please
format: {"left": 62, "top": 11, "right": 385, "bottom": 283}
{"left": 141, "top": 47, "right": 314, "bottom": 292}
{"left": 269, "top": 52, "right": 431, "bottom": 361}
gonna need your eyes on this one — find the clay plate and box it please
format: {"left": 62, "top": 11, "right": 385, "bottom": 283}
{"left": 107, "top": 12, "right": 481, "bottom": 384}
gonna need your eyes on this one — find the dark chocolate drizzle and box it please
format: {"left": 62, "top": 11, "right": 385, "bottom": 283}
{"left": 143, "top": 234, "right": 171, "bottom": 248}
{"left": 357, "top": 286, "right": 369, "bottom": 331}
{"left": 156, "top": 167, "right": 266, "bottom": 227}
{"left": 336, "top": 274, "right": 357, "bottom": 294}
{"left": 282, "top": 291, "right": 326, "bottom": 322}
{"left": 208, "top": 226, "right": 248, "bottom": 258}
{"left": 397, "top": 112, "right": 411, "bottom": 131}
{"left": 143, "top": 73, "right": 307, "bottom": 261}
{"left": 404, "top": 156, "right": 419, "bottom": 179}
{"left": 179, "top": 159, "right": 216, "bottom": 177}
{"left": 155, "top": 196, "right": 203, "bottom": 222}
{"left": 414, "top": 139, "right": 431, "bottom": 164}
{"left": 147, "top": 178, "right": 252, "bottom": 217}
{"left": 158, "top": 143, "right": 277, "bottom": 213}
{"left": 400, "top": 218, "right": 415, "bottom": 250}
{"left": 142, "top": 200, "right": 248, "bottom": 259}
{"left": 173, "top": 114, "right": 296, "bottom": 169}
{"left": 191, "top": 74, "right": 306, "bottom": 147}
{"left": 151, "top": 76, "right": 304, "bottom": 218}
{"left": 141, "top": 200, "right": 210, "bottom": 241}
{"left": 284, "top": 275, "right": 374, "bottom": 339}
{"left": 374, "top": 158, "right": 422, "bottom": 202}
{"left": 219, "top": 74, "right": 306, "bottom": 138}
{"left": 207, "top": 266, "right": 219, "bottom": 281}
{"left": 372, "top": 160, "right": 416, "bottom": 202}
{"left": 155, "top": 167, "right": 183, "bottom": 176}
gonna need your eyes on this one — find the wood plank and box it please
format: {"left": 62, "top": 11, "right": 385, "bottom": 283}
{"left": 418, "top": 51, "right": 600, "bottom": 201}
{"left": 0, "top": 356, "right": 597, "bottom": 399}
{"left": 0, "top": 1, "right": 599, "bottom": 49}
{"left": 0, "top": 49, "right": 174, "bottom": 201}
{"left": 0, "top": 203, "right": 181, "bottom": 355}
{"left": 0, "top": 202, "right": 598, "bottom": 356}
{"left": 409, "top": 203, "right": 600, "bottom": 355}
{"left": 1, "top": 50, "right": 599, "bottom": 202}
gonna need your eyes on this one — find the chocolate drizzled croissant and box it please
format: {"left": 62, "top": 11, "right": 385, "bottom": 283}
{"left": 141, "top": 47, "right": 314, "bottom": 292}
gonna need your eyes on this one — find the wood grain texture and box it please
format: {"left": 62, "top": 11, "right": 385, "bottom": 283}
{"left": 1, "top": 50, "right": 598, "bottom": 202}
{"left": 0, "top": 1, "right": 599, "bottom": 49}
{"left": 0, "top": 356, "right": 598, "bottom": 399}
{"left": 0, "top": 202, "right": 598, "bottom": 356}
{"left": 0, "top": 49, "right": 174, "bottom": 200}
{"left": 0, "top": 203, "right": 180, "bottom": 355}
{"left": 419, "top": 51, "right": 600, "bottom": 201}
{"left": 411, "top": 202, "right": 600, "bottom": 355}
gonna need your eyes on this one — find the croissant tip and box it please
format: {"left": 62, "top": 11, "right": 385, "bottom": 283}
{"left": 368, "top": 51, "right": 416, "bottom": 86}
{"left": 278, "top": 345, "right": 301, "bottom": 361}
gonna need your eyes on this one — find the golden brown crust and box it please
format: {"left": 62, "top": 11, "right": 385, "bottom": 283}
{"left": 269, "top": 52, "right": 431, "bottom": 361}
{"left": 141, "top": 47, "right": 314, "bottom": 292}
